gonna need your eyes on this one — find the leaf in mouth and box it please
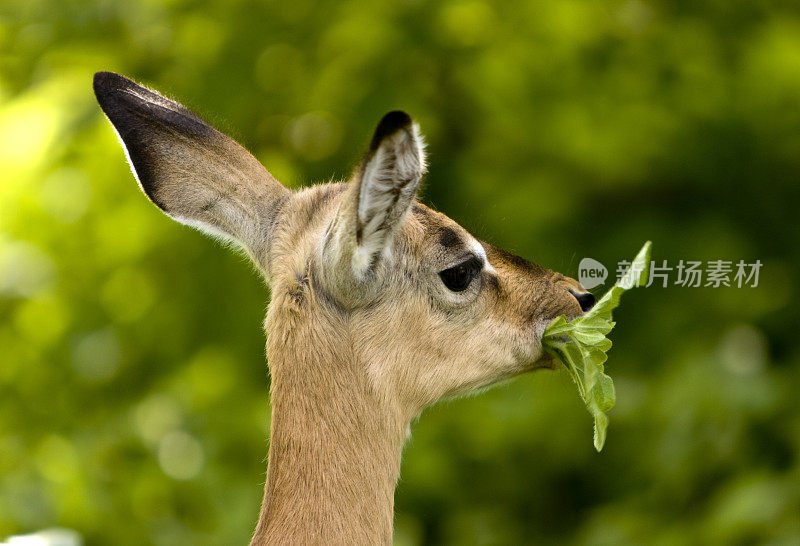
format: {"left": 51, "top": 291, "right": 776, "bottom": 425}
{"left": 543, "top": 241, "right": 652, "bottom": 451}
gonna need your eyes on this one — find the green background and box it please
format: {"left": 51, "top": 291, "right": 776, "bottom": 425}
{"left": 1, "top": 0, "right": 798, "bottom": 544}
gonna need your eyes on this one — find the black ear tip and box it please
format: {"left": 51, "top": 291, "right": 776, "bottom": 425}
{"left": 93, "top": 71, "right": 129, "bottom": 107}
{"left": 370, "top": 110, "right": 414, "bottom": 151}
{"left": 93, "top": 71, "right": 112, "bottom": 87}
{"left": 94, "top": 71, "right": 120, "bottom": 93}
{"left": 93, "top": 71, "right": 145, "bottom": 105}
{"left": 380, "top": 110, "right": 413, "bottom": 129}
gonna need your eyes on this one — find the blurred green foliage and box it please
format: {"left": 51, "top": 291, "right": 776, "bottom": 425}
{"left": 1, "top": 0, "right": 799, "bottom": 544}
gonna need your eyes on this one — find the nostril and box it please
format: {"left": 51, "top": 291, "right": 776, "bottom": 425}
{"left": 570, "top": 290, "right": 596, "bottom": 312}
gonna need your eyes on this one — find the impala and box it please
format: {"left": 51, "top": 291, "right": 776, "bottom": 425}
{"left": 93, "top": 71, "right": 595, "bottom": 544}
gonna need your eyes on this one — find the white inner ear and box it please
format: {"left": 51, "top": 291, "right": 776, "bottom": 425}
{"left": 352, "top": 124, "right": 426, "bottom": 277}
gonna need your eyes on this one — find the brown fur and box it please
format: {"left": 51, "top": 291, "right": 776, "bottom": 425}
{"left": 93, "top": 73, "right": 590, "bottom": 545}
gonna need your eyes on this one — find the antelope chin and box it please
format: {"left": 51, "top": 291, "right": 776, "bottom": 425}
{"left": 534, "top": 351, "right": 561, "bottom": 371}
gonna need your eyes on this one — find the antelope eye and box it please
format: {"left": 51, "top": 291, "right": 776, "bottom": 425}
{"left": 439, "top": 258, "right": 480, "bottom": 292}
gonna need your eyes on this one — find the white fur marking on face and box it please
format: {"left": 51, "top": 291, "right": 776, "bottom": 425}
{"left": 471, "top": 239, "right": 496, "bottom": 274}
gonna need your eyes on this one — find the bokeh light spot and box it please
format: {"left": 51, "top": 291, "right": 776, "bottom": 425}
{"left": 0, "top": 239, "right": 56, "bottom": 297}
{"left": 283, "top": 112, "right": 342, "bottom": 161}
{"left": 134, "top": 393, "right": 183, "bottom": 446}
{"left": 71, "top": 328, "right": 121, "bottom": 382}
{"left": 157, "top": 430, "right": 204, "bottom": 480}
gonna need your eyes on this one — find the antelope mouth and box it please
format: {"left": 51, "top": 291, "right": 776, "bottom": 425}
{"left": 530, "top": 318, "right": 565, "bottom": 371}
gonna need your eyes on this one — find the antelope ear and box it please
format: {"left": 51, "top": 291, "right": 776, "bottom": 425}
{"left": 93, "top": 71, "right": 290, "bottom": 272}
{"left": 322, "top": 111, "right": 426, "bottom": 302}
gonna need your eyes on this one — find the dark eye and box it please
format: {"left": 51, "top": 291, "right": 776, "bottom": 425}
{"left": 439, "top": 259, "right": 480, "bottom": 292}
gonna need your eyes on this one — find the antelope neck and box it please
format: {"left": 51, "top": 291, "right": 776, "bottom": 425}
{"left": 252, "top": 339, "right": 407, "bottom": 545}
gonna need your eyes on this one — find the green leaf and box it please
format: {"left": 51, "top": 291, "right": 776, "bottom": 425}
{"left": 542, "top": 241, "right": 652, "bottom": 451}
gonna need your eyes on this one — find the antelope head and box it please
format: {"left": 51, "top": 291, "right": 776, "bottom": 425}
{"left": 94, "top": 71, "right": 594, "bottom": 544}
